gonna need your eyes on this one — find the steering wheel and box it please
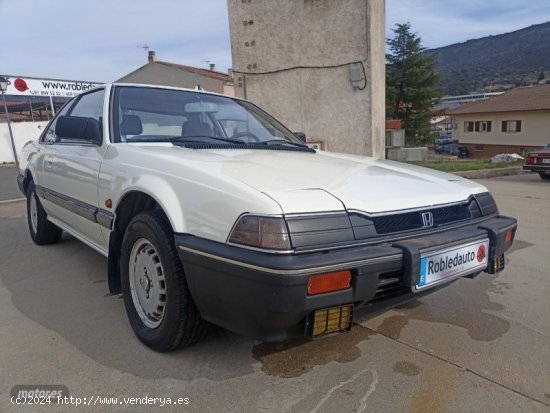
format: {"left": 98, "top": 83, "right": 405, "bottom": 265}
{"left": 230, "top": 131, "right": 261, "bottom": 143}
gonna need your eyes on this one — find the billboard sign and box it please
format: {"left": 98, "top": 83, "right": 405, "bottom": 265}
{"left": 2, "top": 76, "right": 103, "bottom": 98}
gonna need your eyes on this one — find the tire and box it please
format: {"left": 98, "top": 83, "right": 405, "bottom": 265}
{"left": 120, "top": 210, "right": 207, "bottom": 351}
{"left": 539, "top": 173, "right": 550, "bottom": 180}
{"left": 26, "top": 181, "right": 63, "bottom": 245}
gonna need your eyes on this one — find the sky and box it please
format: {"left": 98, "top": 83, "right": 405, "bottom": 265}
{"left": 1, "top": 0, "right": 549, "bottom": 83}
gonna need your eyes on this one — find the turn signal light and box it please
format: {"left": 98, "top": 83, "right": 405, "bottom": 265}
{"left": 504, "top": 228, "right": 514, "bottom": 248}
{"left": 307, "top": 271, "right": 351, "bottom": 295}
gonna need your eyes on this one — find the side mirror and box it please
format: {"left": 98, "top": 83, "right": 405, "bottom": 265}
{"left": 55, "top": 116, "right": 102, "bottom": 145}
{"left": 294, "top": 132, "right": 306, "bottom": 143}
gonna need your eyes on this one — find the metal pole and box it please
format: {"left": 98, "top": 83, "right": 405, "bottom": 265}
{"left": 49, "top": 95, "right": 55, "bottom": 117}
{"left": 29, "top": 99, "right": 35, "bottom": 123}
{"left": 1, "top": 88, "right": 19, "bottom": 170}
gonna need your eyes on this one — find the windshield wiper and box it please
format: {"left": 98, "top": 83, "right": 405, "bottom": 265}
{"left": 171, "top": 136, "right": 245, "bottom": 145}
{"left": 261, "top": 139, "right": 309, "bottom": 148}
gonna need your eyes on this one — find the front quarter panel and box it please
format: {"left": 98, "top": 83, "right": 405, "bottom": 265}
{"left": 99, "top": 144, "right": 283, "bottom": 242}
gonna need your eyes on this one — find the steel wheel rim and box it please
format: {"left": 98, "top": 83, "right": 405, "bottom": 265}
{"left": 128, "top": 238, "right": 167, "bottom": 328}
{"left": 30, "top": 194, "right": 38, "bottom": 234}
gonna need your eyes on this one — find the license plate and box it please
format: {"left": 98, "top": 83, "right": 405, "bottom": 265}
{"left": 542, "top": 158, "right": 550, "bottom": 164}
{"left": 415, "top": 239, "right": 489, "bottom": 290}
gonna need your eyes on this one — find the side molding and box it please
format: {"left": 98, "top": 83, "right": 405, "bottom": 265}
{"left": 35, "top": 185, "right": 114, "bottom": 230}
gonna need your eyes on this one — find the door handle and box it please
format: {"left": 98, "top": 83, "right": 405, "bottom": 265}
{"left": 45, "top": 159, "right": 54, "bottom": 170}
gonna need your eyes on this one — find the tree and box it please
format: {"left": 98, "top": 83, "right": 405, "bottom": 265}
{"left": 386, "top": 23, "right": 443, "bottom": 146}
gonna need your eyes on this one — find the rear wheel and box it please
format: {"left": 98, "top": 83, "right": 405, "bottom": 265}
{"left": 539, "top": 173, "right": 550, "bottom": 180}
{"left": 120, "top": 210, "right": 207, "bottom": 351}
{"left": 26, "top": 181, "right": 63, "bottom": 245}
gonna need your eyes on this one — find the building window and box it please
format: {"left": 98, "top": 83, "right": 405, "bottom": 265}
{"left": 464, "top": 121, "right": 492, "bottom": 133}
{"left": 501, "top": 120, "right": 522, "bottom": 132}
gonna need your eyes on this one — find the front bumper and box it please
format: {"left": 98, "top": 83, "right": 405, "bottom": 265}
{"left": 176, "top": 215, "right": 517, "bottom": 341}
{"left": 523, "top": 164, "right": 550, "bottom": 173}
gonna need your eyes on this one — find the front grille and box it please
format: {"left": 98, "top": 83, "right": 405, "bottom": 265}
{"left": 431, "top": 204, "right": 472, "bottom": 224}
{"left": 372, "top": 214, "right": 422, "bottom": 234}
{"left": 370, "top": 202, "right": 473, "bottom": 235}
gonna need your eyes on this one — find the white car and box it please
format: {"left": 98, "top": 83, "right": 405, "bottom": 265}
{"left": 17, "top": 84, "right": 517, "bottom": 351}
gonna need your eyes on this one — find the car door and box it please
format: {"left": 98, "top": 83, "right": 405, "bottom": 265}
{"left": 43, "top": 89, "right": 108, "bottom": 252}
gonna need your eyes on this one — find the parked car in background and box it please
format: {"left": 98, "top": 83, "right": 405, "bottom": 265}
{"left": 16, "top": 84, "right": 516, "bottom": 351}
{"left": 435, "top": 135, "right": 453, "bottom": 145}
{"left": 523, "top": 143, "right": 550, "bottom": 180}
{"left": 435, "top": 143, "right": 469, "bottom": 158}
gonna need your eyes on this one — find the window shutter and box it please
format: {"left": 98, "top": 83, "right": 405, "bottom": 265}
{"left": 474, "top": 121, "right": 480, "bottom": 132}
{"left": 501, "top": 121, "right": 507, "bottom": 132}
{"left": 487, "top": 121, "right": 492, "bottom": 132}
{"left": 516, "top": 120, "right": 522, "bottom": 132}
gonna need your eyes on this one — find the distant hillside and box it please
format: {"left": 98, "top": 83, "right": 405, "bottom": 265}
{"left": 427, "top": 21, "right": 550, "bottom": 95}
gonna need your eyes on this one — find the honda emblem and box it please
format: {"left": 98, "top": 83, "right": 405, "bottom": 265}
{"left": 421, "top": 212, "right": 434, "bottom": 228}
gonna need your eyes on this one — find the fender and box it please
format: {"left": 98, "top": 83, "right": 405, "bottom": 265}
{"left": 114, "top": 174, "right": 186, "bottom": 233}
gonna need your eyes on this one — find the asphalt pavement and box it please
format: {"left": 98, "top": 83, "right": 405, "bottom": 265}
{"left": 0, "top": 173, "right": 549, "bottom": 413}
{"left": 0, "top": 165, "right": 22, "bottom": 202}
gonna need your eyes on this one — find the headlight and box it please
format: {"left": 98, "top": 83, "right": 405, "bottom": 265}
{"left": 228, "top": 215, "right": 291, "bottom": 250}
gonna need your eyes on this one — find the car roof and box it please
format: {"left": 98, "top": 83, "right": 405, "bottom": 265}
{"left": 110, "top": 82, "right": 243, "bottom": 102}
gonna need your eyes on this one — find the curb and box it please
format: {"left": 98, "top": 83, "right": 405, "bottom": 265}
{"left": 453, "top": 166, "right": 525, "bottom": 179}
{"left": 0, "top": 198, "right": 25, "bottom": 205}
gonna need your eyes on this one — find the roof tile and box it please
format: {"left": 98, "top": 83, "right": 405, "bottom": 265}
{"left": 448, "top": 85, "right": 550, "bottom": 115}
{"left": 156, "top": 61, "right": 232, "bottom": 82}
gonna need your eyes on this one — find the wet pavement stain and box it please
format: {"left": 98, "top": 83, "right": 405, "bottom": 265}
{"left": 392, "top": 360, "right": 422, "bottom": 376}
{"left": 487, "top": 280, "right": 512, "bottom": 295}
{"left": 376, "top": 314, "right": 409, "bottom": 340}
{"left": 374, "top": 275, "right": 511, "bottom": 342}
{"left": 252, "top": 323, "right": 377, "bottom": 378}
{"left": 507, "top": 239, "right": 533, "bottom": 255}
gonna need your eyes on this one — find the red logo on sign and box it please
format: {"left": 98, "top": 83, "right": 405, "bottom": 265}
{"left": 477, "top": 244, "right": 486, "bottom": 263}
{"left": 14, "top": 78, "right": 28, "bottom": 92}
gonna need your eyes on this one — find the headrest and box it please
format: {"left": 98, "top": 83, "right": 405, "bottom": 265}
{"left": 120, "top": 115, "right": 143, "bottom": 135}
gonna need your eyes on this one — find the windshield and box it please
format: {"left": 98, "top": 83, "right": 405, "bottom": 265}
{"left": 112, "top": 86, "right": 306, "bottom": 148}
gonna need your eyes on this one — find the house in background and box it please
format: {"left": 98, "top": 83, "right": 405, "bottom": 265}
{"left": 117, "top": 51, "right": 234, "bottom": 96}
{"left": 448, "top": 85, "right": 550, "bottom": 158}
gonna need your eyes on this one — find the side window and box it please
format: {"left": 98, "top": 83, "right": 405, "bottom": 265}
{"left": 69, "top": 89, "right": 105, "bottom": 121}
{"left": 55, "top": 89, "right": 104, "bottom": 143}
{"left": 41, "top": 100, "right": 74, "bottom": 144}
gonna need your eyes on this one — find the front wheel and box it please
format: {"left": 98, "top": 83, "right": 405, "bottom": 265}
{"left": 120, "top": 210, "right": 207, "bottom": 351}
{"left": 539, "top": 173, "right": 550, "bottom": 180}
{"left": 26, "top": 181, "right": 63, "bottom": 245}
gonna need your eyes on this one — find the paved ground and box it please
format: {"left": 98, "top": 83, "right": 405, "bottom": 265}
{"left": 0, "top": 173, "right": 549, "bottom": 413}
{"left": 0, "top": 165, "right": 22, "bottom": 202}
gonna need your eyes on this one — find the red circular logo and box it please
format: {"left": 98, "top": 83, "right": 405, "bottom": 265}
{"left": 14, "top": 78, "right": 28, "bottom": 92}
{"left": 477, "top": 244, "right": 486, "bottom": 262}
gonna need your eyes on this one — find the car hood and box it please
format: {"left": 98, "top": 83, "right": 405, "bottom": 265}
{"left": 133, "top": 144, "right": 488, "bottom": 214}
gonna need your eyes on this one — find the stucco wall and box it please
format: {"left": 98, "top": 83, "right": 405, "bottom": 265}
{"left": 452, "top": 110, "right": 550, "bottom": 147}
{"left": 227, "top": 0, "right": 385, "bottom": 158}
{"left": 0, "top": 121, "right": 48, "bottom": 163}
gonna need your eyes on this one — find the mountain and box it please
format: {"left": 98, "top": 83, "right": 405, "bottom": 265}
{"left": 427, "top": 21, "right": 550, "bottom": 95}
